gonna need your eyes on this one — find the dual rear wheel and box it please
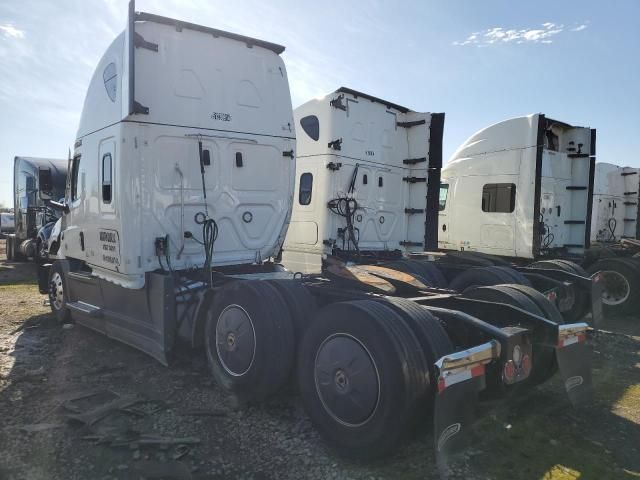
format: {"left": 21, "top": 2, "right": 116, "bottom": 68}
{"left": 204, "top": 280, "right": 452, "bottom": 459}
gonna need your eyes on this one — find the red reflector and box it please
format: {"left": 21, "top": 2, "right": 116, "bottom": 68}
{"left": 503, "top": 360, "right": 516, "bottom": 383}
{"left": 547, "top": 291, "right": 557, "bottom": 302}
{"left": 471, "top": 364, "right": 485, "bottom": 378}
{"left": 438, "top": 378, "right": 446, "bottom": 393}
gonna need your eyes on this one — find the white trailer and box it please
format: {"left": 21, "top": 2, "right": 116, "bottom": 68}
{"left": 591, "top": 162, "right": 640, "bottom": 242}
{"left": 41, "top": 3, "right": 593, "bottom": 463}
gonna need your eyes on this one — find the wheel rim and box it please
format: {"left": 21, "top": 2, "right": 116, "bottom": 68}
{"left": 314, "top": 333, "right": 380, "bottom": 427}
{"left": 215, "top": 304, "right": 256, "bottom": 376}
{"left": 599, "top": 270, "right": 631, "bottom": 306}
{"left": 49, "top": 272, "right": 64, "bottom": 311}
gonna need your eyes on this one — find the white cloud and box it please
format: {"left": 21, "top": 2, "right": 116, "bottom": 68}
{"left": 453, "top": 21, "right": 587, "bottom": 47}
{"left": 0, "top": 23, "right": 25, "bottom": 39}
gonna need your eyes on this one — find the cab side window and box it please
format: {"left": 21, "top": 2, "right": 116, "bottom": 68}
{"left": 439, "top": 183, "right": 449, "bottom": 211}
{"left": 102, "top": 153, "right": 112, "bottom": 203}
{"left": 482, "top": 183, "right": 516, "bottom": 213}
{"left": 71, "top": 154, "right": 81, "bottom": 201}
{"left": 299, "top": 173, "right": 313, "bottom": 205}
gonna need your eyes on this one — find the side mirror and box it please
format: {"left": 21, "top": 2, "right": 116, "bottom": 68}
{"left": 38, "top": 168, "right": 53, "bottom": 200}
{"left": 47, "top": 199, "right": 70, "bottom": 214}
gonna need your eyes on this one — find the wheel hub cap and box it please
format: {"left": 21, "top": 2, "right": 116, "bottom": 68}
{"left": 215, "top": 305, "right": 256, "bottom": 376}
{"left": 600, "top": 270, "right": 631, "bottom": 306}
{"left": 314, "top": 334, "right": 380, "bottom": 426}
{"left": 49, "top": 272, "right": 64, "bottom": 310}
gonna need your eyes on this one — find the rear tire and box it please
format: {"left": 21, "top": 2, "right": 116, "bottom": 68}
{"left": 462, "top": 285, "right": 558, "bottom": 384}
{"left": 529, "top": 259, "right": 589, "bottom": 322}
{"left": 587, "top": 258, "right": 640, "bottom": 317}
{"left": 205, "top": 281, "right": 295, "bottom": 402}
{"left": 265, "top": 279, "right": 316, "bottom": 342}
{"left": 449, "top": 266, "right": 528, "bottom": 292}
{"left": 297, "top": 300, "right": 428, "bottom": 459}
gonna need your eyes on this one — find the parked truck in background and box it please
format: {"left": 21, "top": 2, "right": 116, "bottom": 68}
{"left": 590, "top": 162, "right": 640, "bottom": 243}
{"left": 438, "top": 115, "right": 640, "bottom": 317}
{"left": 0, "top": 212, "right": 15, "bottom": 235}
{"left": 6, "top": 156, "right": 67, "bottom": 262}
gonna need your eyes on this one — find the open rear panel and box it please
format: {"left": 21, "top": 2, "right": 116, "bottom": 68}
{"left": 534, "top": 116, "right": 595, "bottom": 256}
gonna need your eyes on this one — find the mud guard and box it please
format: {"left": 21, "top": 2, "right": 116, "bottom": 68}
{"left": 433, "top": 341, "right": 500, "bottom": 466}
{"left": 556, "top": 323, "right": 593, "bottom": 406}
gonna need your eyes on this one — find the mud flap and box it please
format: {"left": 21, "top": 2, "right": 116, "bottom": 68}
{"left": 37, "top": 263, "right": 51, "bottom": 294}
{"left": 589, "top": 274, "right": 604, "bottom": 327}
{"left": 434, "top": 374, "right": 485, "bottom": 456}
{"left": 433, "top": 341, "right": 499, "bottom": 469}
{"left": 556, "top": 324, "right": 593, "bottom": 406}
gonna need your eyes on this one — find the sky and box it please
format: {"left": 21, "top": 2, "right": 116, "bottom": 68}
{"left": 1, "top": 0, "right": 639, "bottom": 207}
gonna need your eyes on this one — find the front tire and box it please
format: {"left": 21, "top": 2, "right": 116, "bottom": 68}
{"left": 48, "top": 260, "right": 71, "bottom": 323}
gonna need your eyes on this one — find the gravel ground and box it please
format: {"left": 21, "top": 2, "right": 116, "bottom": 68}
{"left": 0, "top": 239, "right": 639, "bottom": 480}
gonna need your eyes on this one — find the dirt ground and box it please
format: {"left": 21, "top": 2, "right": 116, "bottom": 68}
{"left": 0, "top": 238, "right": 639, "bottom": 480}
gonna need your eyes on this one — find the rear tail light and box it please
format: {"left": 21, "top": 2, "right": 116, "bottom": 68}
{"left": 503, "top": 360, "right": 516, "bottom": 384}
{"left": 546, "top": 290, "right": 558, "bottom": 303}
{"left": 503, "top": 344, "right": 532, "bottom": 385}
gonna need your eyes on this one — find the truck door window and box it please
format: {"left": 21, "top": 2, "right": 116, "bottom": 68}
{"left": 439, "top": 184, "right": 449, "bottom": 211}
{"left": 300, "top": 115, "right": 320, "bottom": 141}
{"left": 299, "top": 173, "right": 313, "bottom": 205}
{"left": 482, "top": 183, "right": 515, "bottom": 213}
{"left": 71, "top": 154, "right": 81, "bottom": 201}
{"left": 102, "top": 153, "right": 112, "bottom": 203}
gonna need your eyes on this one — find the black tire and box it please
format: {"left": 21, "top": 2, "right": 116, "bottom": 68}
{"left": 462, "top": 285, "right": 556, "bottom": 384}
{"left": 529, "top": 259, "right": 590, "bottom": 322}
{"left": 297, "top": 300, "right": 428, "bottom": 459}
{"left": 492, "top": 266, "right": 532, "bottom": 287}
{"left": 382, "top": 260, "right": 440, "bottom": 288}
{"left": 500, "top": 284, "right": 564, "bottom": 324}
{"left": 48, "top": 260, "right": 72, "bottom": 323}
{"left": 375, "top": 297, "right": 453, "bottom": 382}
{"left": 265, "top": 279, "right": 316, "bottom": 341}
{"left": 587, "top": 258, "right": 640, "bottom": 317}
{"left": 406, "top": 261, "right": 448, "bottom": 288}
{"left": 449, "top": 266, "right": 525, "bottom": 292}
{"left": 205, "top": 281, "right": 295, "bottom": 402}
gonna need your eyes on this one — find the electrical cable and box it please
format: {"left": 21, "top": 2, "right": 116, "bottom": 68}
{"left": 607, "top": 217, "right": 617, "bottom": 241}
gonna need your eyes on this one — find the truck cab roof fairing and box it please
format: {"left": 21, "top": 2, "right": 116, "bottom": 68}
{"left": 76, "top": 1, "right": 290, "bottom": 141}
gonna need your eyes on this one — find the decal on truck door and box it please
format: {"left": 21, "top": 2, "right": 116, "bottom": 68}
{"left": 98, "top": 229, "right": 121, "bottom": 267}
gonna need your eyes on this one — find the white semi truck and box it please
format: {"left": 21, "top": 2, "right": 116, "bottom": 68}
{"left": 437, "top": 115, "right": 640, "bottom": 317}
{"left": 41, "top": 2, "right": 593, "bottom": 462}
{"left": 590, "top": 162, "right": 639, "bottom": 243}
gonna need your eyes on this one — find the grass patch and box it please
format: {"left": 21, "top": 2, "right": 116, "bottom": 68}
{"left": 471, "top": 413, "right": 625, "bottom": 479}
